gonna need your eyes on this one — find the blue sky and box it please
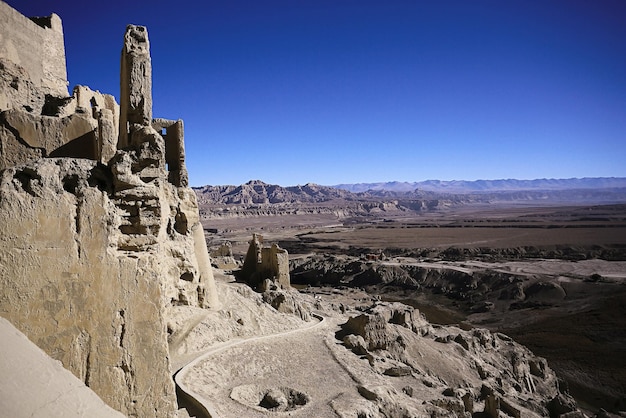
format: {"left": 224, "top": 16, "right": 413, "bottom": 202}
{"left": 7, "top": 0, "right": 626, "bottom": 186}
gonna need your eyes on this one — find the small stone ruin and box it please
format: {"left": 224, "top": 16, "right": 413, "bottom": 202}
{"left": 239, "top": 233, "right": 291, "bottom": 289}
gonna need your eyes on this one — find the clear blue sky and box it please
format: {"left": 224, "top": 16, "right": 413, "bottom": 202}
{"left": 7, "top": 0, "right": 626, "bottom": 186}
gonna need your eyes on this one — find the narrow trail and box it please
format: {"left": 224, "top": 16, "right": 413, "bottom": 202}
{"left": 174, "top": 312, "right": 329, "bottom": 418}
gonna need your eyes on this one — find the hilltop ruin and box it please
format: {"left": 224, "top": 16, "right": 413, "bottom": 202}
{"left": 0, "top": 2, "right": 216, "bottom": 416}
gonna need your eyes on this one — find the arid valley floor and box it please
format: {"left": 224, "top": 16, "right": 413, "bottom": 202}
{"left": 196, "top": 200, "right": 626, "bottom": 416}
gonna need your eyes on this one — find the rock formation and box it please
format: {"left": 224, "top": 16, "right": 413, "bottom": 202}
{"left": 335, "top": 301, "right": 582, "bottom": 417}
{"left": 0, "top": 3, "right": 217, "bottom": 416}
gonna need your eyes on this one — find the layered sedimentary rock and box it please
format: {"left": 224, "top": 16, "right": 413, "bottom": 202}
{"left": 0, "top": 4, "right": 217, "bottom": 416}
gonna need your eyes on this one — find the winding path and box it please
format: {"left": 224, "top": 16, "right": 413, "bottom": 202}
{"left": 174, "top": 312, "right": 329, "bottom": 418}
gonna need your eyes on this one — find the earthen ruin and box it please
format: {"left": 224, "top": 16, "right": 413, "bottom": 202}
{"left": 240, "top": 233, "right": 291, "bottom": 289}
{"left": 0, "top": 3, "right": 216, "bottom": 416}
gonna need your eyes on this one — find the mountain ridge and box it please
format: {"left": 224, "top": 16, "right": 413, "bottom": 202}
{"left": 333, "top": 177, "right": 626, "bottom": 193}
{"left": 193, "top": 177, "right": 626, "bottom": 210}
{"left": 194, "top": 179, "right": 358, "bottom": 205}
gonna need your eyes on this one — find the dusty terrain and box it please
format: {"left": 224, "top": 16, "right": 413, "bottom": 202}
{"left": 172, "top": 270, "right": 579, "bottom": 417}
{"left": 198, "top": 201, "right": 626, "bottom": 415}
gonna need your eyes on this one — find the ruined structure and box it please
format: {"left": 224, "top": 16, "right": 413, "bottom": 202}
{"left": 240, "top": 233, "right": 291, "bottom": 289}
{"left": 0, "top": 3, "right": 217, "bottom": 416}
{"left": 210, "top": 241, "right": 239, "bottom": 269}
{"left": 0, "top": 2, "right": 67, "bottom": 108}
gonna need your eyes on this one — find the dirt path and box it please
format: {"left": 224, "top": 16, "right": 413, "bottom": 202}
{"left": 174, "top": 312, "right": 361, "bottom": 417}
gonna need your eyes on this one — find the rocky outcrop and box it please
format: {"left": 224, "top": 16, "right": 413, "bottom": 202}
{"left": 195, "top": 180, "right": 356, "bottom": 205}
{"left": 0, "top": 5, "right": 218, "bottom": 416}
{"left": 337, "top": 301, "right": 583, "bottom": 417}
{"left": 194, "top": 180, "right": 450, "bottom": 221}
{"left": 291, "top": 254, "right": 567, "bottom": 307}
{"left": 341, "top": 302, "right": 431, "bottom": 352}
{"left": 262, "top": 286, "right": 312, "bottom": 321}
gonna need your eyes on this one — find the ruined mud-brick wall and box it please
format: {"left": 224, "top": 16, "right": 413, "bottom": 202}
{"left": 0, "top": 3, "right": 217, "bottom": 416}
{"left": 241, "top": 233, "right": 290, "bottom": 288}
{"left": 0, "top": 159, "right": 176, "bottom": 416}
{"left": 0, "top": 1, "right": 121, "bottom": 172}
{"left": 0, "top": 1, "right": 67, "bottom": 108}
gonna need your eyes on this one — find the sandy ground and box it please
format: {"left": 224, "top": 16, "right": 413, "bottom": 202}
{"left": 172, "top": 256, "right": 626, "bottom": 416}
{"left": 169, "top": 272, "right": 309, "bottom": 372}
{"left": 178, "top": 313, "right": 358, "bottom": 417}
{"left": 171, "top": 272, "right": 365, "bottom": 417}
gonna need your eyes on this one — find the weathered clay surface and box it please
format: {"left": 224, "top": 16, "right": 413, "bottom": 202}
{"left": 176, "top": 279, "right": 586, "bottom": 417}
{"left": 0, "top": 85, "right": 120, "bottom": 171}
{"left": 0, "top": 2, "right": 68, "bottom": 104}
{"left": 0, "top": 158, "right": 176, "bottom": 416}
{"left": 0, "top": 317, "right": 125, "bottom": 418}
{"left": 0, "top": 153, "right": 217, "bottom": 415}
{"left": 336, "top": 300, "right": 582, "bottom": 417}
{"left": 119, "top": 24, "right": 152, "bottom": 148}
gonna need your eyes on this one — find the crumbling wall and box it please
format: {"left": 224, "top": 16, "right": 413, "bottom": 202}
{"left": 261, "top": 244, "right": 290, "bottom": 288}
{"left": 153, "top": 118, "right": 188, "bottom": 187}
{"left": 0, "top": 6, "right": 219, "bottom": 416}
{"left": 119, "top": 24, "right": 152, "bottom": 149}
{"left": 0, "top": 158, "right": 176, "bottom": 417}
{"left": 0, "top": 2, "right": 120, "bottom": 171}
{"left": 0, "top": 1, "right": 68, "bottom": 110}
{"left": 0, "top": 143, "right": 218, "bottom": 416}
{"left": 0, "top": 76, "right": 120, "bottom": 171}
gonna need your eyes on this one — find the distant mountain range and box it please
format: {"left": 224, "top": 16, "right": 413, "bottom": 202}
{"left": 333, "top": 177, "right": 626, "bottom": 193}
{"left": 194, "top": 178, "right": 626, "bottom": 208}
